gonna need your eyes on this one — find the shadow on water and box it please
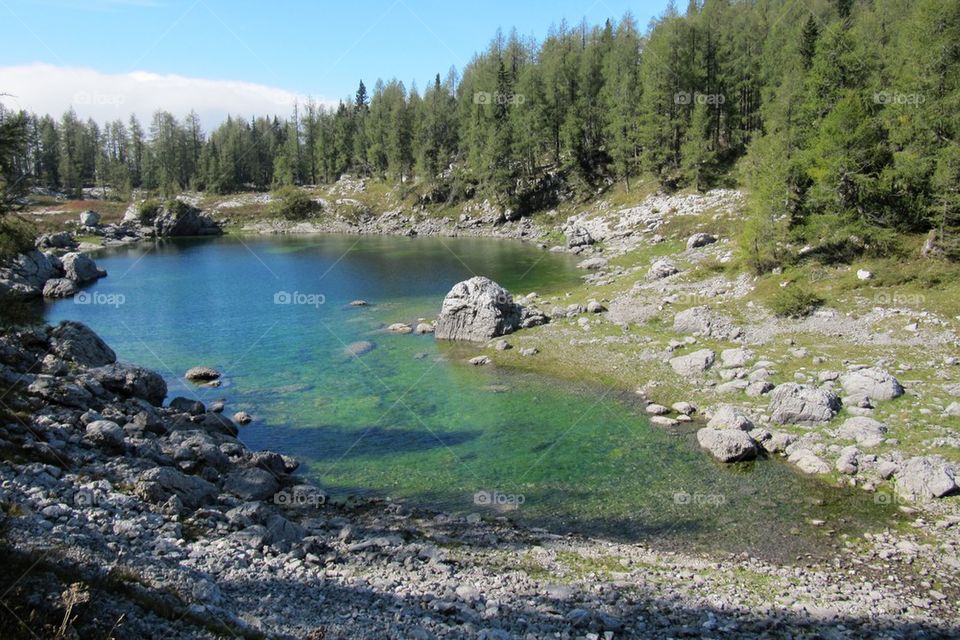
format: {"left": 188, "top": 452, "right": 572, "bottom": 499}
{"left": 242, "top": 422, "right": 481, "bottom": 462}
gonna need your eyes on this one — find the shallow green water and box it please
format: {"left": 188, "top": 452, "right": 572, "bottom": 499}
{"left": 44, "top": 235, "right": 899, "bottom": 560}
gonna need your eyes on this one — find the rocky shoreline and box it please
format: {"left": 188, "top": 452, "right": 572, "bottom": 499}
{"left": 3, "top": 184, "right": 960, "bottom": 637}
{"left": 1, "top": 321, "right": 959, "bottom": 639}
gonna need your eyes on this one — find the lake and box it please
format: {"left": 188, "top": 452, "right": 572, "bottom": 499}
{"left": 44, "top": 234, "right": 899, "bottom": 560}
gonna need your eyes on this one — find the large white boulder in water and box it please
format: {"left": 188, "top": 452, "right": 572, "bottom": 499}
{"left": 435, "top": 276, "right": 547, "bottom": 341}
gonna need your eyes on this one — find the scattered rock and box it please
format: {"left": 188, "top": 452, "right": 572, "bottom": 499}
{"left": 84, "top": 420, "right": 125, "bottom": 450}
{"left": 788, "top": 449, "right": 831, "bottom": 474}
{"left": 837, "top": 417, "right": 887, "bottom": 448}
{"left": 577, "top": 257, "right": 608, "bottom": 270}
{"left": 89, "top": 362, "right": 167, "bottom": 406}
{"left": 840, "top": 367, "right": 904, "bottom": 402}
{"left": 672, "top": 402, "right": 697, "bottom": 415}
{"left": 647, "top": 259, "right": 679, "bottom": 280}
{"left": 79, "top": 210, "right": 101, "bottom": 226}
{"left": 696, "top": 428, "right": 757, "bottom": 462}
{"left": 50, "top": 321, "right": 117, "bottom": 367}
{"left": 669, "top": 349, "right": 715, "bottom": 376}
{"left": 720, "top": 348, "right": 753, "bottom": 368}
{"left": 169, "top": 397, "right": 205, "bottom": 415}
{"left": 42, "top": 277, "right": 79, "bottom": 298}
{"left": 386, "top": 322, "right": 413, "bottom": 334}
{"left": 768, "top": 383, "right": 841, "bottom": 425}
{"left": 707, "top": 405, "right": 753, "bottom": 431}
{"left": 414, "top": 323, "right": 434, "bottom": 334}
{"left": 565, "top": 225, "right": 594, "bottom": 248}
{"left": 672, "top": 306, "right": 742, "bottom": 341}
{"left": 61, "top": 252, "right": 106, "bottom": 284}
{"left": 686, "top": 233, "right": 717, "bottom": 250}
{"left": 896, "top": 457, "right": 957, "bottom": 501}
{"left": 233, "top": 411, "right": 253, "bottom": 425}
{"left": 469, "top": 355, "right": 491, "bottom": 366}
{"left": 224, "top": 468, "right": 280, "bottom": 502}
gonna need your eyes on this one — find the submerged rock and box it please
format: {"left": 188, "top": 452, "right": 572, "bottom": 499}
{"left": 435, "top": 276, "right": 547, "bottom": 341}
{"left": 185, "top": 366, "right": 221, "bottom": 382}
{"left": 344, "top": 340, "right": 375, "bottom": 357}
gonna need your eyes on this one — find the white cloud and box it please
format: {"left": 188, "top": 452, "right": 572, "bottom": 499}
{"left": 0, "top": 63, "right": 333, "bottom": 128}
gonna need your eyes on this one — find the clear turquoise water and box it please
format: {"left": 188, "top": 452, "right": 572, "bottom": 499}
{"left": 44, "top": 235, "right": 899, "bottom": 559}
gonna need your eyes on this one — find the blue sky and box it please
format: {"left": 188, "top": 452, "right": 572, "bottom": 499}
{"left": 0, "top": 0, "right": 671, "bottom": 124}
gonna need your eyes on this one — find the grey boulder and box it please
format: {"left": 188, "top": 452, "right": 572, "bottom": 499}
{"left": 686, "top": 233, "right": 717, "bottom": 249}
{"left": 669, "top": 349, "right": 715, "bottom": 376}
{"left": 61, "top": 252, "right": 106, "bottom": 284}
{"left": 42, "top": 278, "right": 79, "bottom": 298}
{"left": 50, "top": 321, "right": 117, "bottom": 367}
{"left": 224, "top": 468, "right": 280, "bottom": 501}
{"left": 84, "top": 419, "right": 125, "bottom": 450}
{"left": 696, "top": 428, "right": 757, "bottom": 462}
{"left": 647, "top": 259, "right": 679, "bottom": 280}
{"left": 136, "top": 467, "right": 218, "bottom": 510}
{"left": 707, "top": 405, "right": 753, "bottom": 431}
{"left": 88, "top": 362, "right": 167, "bottom": 406}
{"left": 836, "top": 416, "right": 887, "bottom": 447}
{"left": 0, "top": 250, "right": 62, "bottom": 299}
{"left": 895, "top": 456, "right": 957, "bottom": 501}
{"left": 840, "top": 367, "right": 904, "bottom": 402}
{"left": 768, "top": 383, "right": 841, "bottom": 425}
{"left": 435, "top": 276, "right": 547, "bottom": 341}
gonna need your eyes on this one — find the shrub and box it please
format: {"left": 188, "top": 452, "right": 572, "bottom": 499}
{"left": 769, "top": 284, "right": 824, "bottom": 318}
{"left": 270, "top": 186, "right": 318, "bottom": 221}
{"left": 137, "top": 199, "right": 162, "bottom": 224}
{"left": 0, "top": 215, "right": 37, "bottom": 261}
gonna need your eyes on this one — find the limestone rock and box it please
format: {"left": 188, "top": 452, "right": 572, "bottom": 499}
{"left": 768, "top": 383, "right": 841, "bottom": 425}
